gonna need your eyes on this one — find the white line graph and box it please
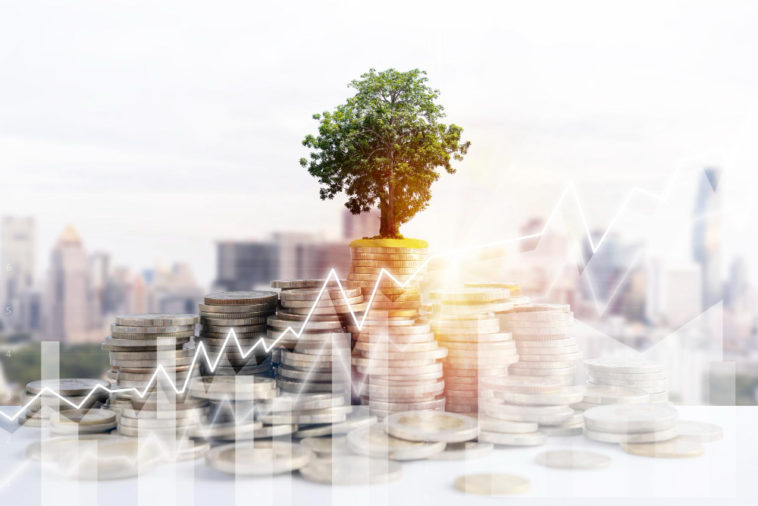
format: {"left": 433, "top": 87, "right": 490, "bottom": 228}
{"left": 0, "top": 168, "right": 707, "bottom": 428}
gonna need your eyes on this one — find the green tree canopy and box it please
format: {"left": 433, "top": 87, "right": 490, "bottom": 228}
{"left": 300, "top": 68, "right": 470, "bottom": 238}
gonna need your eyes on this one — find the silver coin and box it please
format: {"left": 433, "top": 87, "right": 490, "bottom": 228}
{"left": 204, "top": 291, "right": 278, "bottom": 305}
{"left": 205, "top": 441, "right": 311, "bottom": 475}
{"left": 429, "top": 441, "right": 493, "bottom": 460}
{"left": 583, "top": 426, "right": 678, "bottom": 443}
{"left": 346, "top": 423, "right": 446, "bottom": 460}
{"left": 477, "top": 417, "right": 539, "bottom": 434}
{"left": 115, "top": 314, "right": 197, "bottom": 327}
{"left": 26, "top": 378, "right": 110, "bottom": 396}
{"left": 300, "top": 436, "right": 349, "bottom": 456}
{"left": 535, "top": 450, "right": 611, "bottom": 469}
{"left": 385, "top": 410, "right": 478, "bottom": 443}
{"left": 675, "top": 420, "right": 723, "bottom": 443}
{"left": 479, "top": 429, "right": 547, "bottom": 446}
{"left": 299, "top": 455, "right": 402, "bottom": 485}
{"left": 584, "top": 404, "right": 678, "bottom": 433}
{"left": 620, "top": 437, "right": 705, "bottom": 458}
{"left": 294, "top": 410, "right": 376, "bottom": 438}
{"left": 583, "top": 384, "right": 650, "bottom": 404}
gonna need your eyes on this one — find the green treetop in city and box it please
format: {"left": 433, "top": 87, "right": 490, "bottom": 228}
{"left": 300, "top": 68, "right": 470, "bottom": 238}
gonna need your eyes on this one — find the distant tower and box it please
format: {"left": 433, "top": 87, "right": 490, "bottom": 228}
{"left": 0, "top": 216, "right": 35, "bottom": 330}
{"left": 45, "top": 225, "right": 92, "bottom": 342}
{"left": 692, "top": 167, "right": 722, "bottom": 310}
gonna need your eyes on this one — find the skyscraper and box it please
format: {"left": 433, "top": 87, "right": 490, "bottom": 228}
{"left": 0, "top": 216, "right": 35, "bottom": 331}
{"left": 692, "top": 167, "right": 722, "bottom": 310}
{"left": 45, "top": 225, "right": 93, "bottom": 342}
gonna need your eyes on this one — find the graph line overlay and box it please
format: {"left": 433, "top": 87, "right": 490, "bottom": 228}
{"left": 0, "top": 174, "right": 697, "bottom": 426}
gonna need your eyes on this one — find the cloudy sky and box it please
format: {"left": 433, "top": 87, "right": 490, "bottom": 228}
{"left": 1, "top": 0, "right": 757, "bottom": 285}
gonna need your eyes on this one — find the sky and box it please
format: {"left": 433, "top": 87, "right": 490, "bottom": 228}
{"left": 1, "top": 0, "right": 757, "bottom": 286}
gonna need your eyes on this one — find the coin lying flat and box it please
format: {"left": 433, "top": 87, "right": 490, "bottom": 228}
{"left": 385, "top": 410, "right": 478, "bottom": 443}
{"left": 620, "top": 437, "right": 705, "bottom": 458}
{"left": 347, "top": 423, "right": 445, "bottom": 460}
{"left": 535, "top": 450, "right": 611, "bottom": 469}
{"left": 205, "top": 441, "right": 312, "bottom": 475}
{"left": 583, "top": 426, "right": 678, "bottom": 443}
{"left": 26, "top": 434, "right": 124, "bottom": 462}
{"left": 299, "top": 455, "right": 402, "bottom": 485}
{"left": 429, "top": 441, "right": 493, "bottom": 460}
{"left": 300, "top": 436, "right": 349, "bottom": 456}
{"left": 56, "top": 438, "right": 162, "bottom": 480}
{"left": 675, "top": 420, "right": 723, "bottom": 443}
{"left": 26, "top": 378, "right": 110, "bottom": 396}
{"left": 583, "top": 404, "right": 678, "bottom": 433}
{"left": 479, "top": 430, "right": 547, "bottom": 446}
{"left": 454, "top": 473, "right": 531, "bottom": 495}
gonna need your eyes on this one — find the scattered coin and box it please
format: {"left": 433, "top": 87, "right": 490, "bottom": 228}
{"left": 535, "top": 450, "right": 611, "bottom": 469}
{"left": 620, "top": 437, "right": 705, "bottom": 458}
{"left": 454, "top": 473, "right": 531, "bottom": 496}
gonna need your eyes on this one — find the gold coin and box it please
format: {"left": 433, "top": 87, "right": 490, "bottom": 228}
{"left": 454, "top": 473, "right": 530, "bottom": 495}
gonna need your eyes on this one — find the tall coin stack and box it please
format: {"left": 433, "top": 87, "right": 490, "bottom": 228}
{"left": 575, "top": 357, "right": 669, "bottom": 412}
{"left": 103, "top": 314, "right": 203, "bottom": 438}
{"left": 429, "top": 287, "right": 517, "bottom": 415}
{"left": 483, "top": 304, "right": 584, "bottom": 438}
{"left": 268, "top": 279, "right": 360, "bottom": 401}
{"left": 197, "top": 291, "right": 278, "bottom": 377}
{"left": 347, "top": 240, "right": 443, "bottom": 417}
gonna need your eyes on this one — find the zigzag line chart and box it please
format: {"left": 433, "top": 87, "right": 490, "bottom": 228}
{"left": 0, "top": 170, "right": 704, "bottom": 428}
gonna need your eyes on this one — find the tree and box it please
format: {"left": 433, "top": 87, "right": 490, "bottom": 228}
{"left": 300, "top": 68, "right": 470, "bottom": 238}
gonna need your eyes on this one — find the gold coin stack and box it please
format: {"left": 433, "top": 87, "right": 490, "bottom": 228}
{"left": 347, "top": 240, "right": 444, "bottom": 417}
{"left": 267, "top": 279, "right": 362, "bottom": 400}
{"left": 429, "top": 287, "right": 517, "bottom": 414}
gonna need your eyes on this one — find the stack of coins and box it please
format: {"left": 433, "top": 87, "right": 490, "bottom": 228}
{"left": 429, "top": 287, "right": 516, "bottom": 414}
{"left": 267, "top": 280, "right": 361, "bottom": 400}
{"left": 483, "top": 304, "right": 583, "bottom": 435}
{"left": 583, "top": 403, "right": 679, "bottom": 443}
{"left": 20, "top": 379, "right": 109, "bottom": 428}
{"left": 103, "top": 314, "right": 205, "bottom": 438}
{"left": 464, "top": 282, "right": 530, "bottom": 307}
{"left": 197, "top": 291, "right": 278, "bottom": 377}
{"left": 189, "top": 376, "right": 277, "bottom": 442}
{"left": 347, "top": 240, "right": 445, "bottom": 417}
{"left": 580, "top": 357, "right": 669, "bottom": 408}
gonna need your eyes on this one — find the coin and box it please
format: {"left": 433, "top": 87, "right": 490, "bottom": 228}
{"left": 346, "top": 423, "right": 445, "bottom": 460}
{"left": 478, "top": 430, "right": 547, "bottom": 446}
{"left": 429, "top": 441, "right": 493, "bottom": 460}
{"left": 115, "top": 314, "right": 197, "bottom": 327}
{"left": 535, "top": 450, "right": 611, "bottom": 469}
{"left": 26, "top": 434, "right": 124, "bottom": 462}
{"left": 478, "top": 417, "right": 538, "bottom": 434}
{"left": 300, "top": 436, "right": 349, "bottom": 456}
{"left": 385, "top": 410, "right": 478, "bottom": 443}
{"left": 583, "top": 426, "right": 678, "bottom": 443}
{"left": 205, "top": 441, "right": 312, "bottom": 475}
{"left": 620, "top": 437, "right": 705, "bottom": 458}
{"left": 26, "top": 378, "right": 110, "bottom": 396}
{"left": 675, "top": 420, "right": 723, "bottom": 443}
{"left": 56, "top": 438, "right": 162, "bottom": 480}
{"left": 205, "top": 291, "right": 278, "bottom": 305}
{"left": 454, "top": 473, "right": 531, "bottom": 495}
{"left": 298, "top": 455, "right": 402, "bottom": 485}
{"left": 584, "top": 404, "right": 678, "bottom": 433}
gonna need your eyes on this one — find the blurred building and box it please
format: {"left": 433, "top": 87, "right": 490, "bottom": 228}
{"left": 692, "top": 167, "right": 722, "bottom": 310}
{"left": 44, "top": 225, "right": 95, "bottom": 342}
{"left": 646, "top": 258, "right": 702, "bottom": 328}
{"left": 342, "top": 209, "right": 380, "bottom": 240}
{"left": 0, "top": 216, "right": 35, "bottom": 331}
{"left": 215, "top": 233, "right": 351, "bottom": 291}
{"left": 580, "top": 231, "right": 646, "bottom": 321}
{"left": 149, "top": 263, "right": 203, "bottom": 314}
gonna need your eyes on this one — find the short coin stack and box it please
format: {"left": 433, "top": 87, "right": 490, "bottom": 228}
{"left": 429, "top": 287, "right": 516, "bottom": 415}
{"left": 581, "top": 357, "right": 669, "bottom": 408}
{"left": 348, "top": 240, "right": 444, "bottom": 417}
{"left": 20, "top": 379, "right": 109, "bottom": 428}
{"left": 197, "top": 291, "right": 278, "bottom": 377}
{"left": 583, "top": 403, "right": 679, "bottom": 443}
{"left": 482, "top": 304, "right": 584, "bottom": 438}
{"left": 189, "top": 376, "right": 277, "bottom": 442}
{"left": 268, "top": 280, "right": 361, "bottom": 400}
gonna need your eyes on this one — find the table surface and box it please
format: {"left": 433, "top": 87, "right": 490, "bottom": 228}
{"left": 1, "top": 405, "right": 756, "bottom": 506}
